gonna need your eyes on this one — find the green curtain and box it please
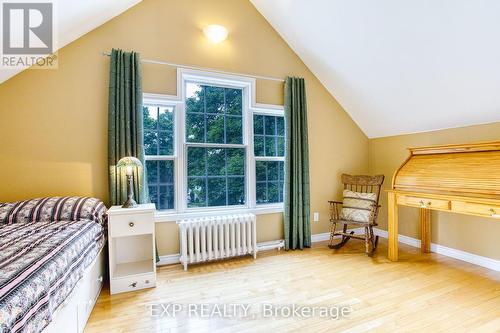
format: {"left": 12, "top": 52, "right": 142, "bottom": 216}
{"left": 284, "top": 77, "right": 311, "bottom": 250}
{"left": 108, "top": 49, "right": 159, "bottom": 262}
{"left": 108, "top": 48, "right": 148, "bottom": 206}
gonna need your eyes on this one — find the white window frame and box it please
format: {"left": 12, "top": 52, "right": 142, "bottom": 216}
{"left": 144, "top": 69, "right": 284, "bottom": 222}
{"left": 252, "top": 111, "right": 286, "bottom": 206}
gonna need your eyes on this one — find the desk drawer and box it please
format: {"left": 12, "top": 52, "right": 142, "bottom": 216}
{"left": 398, "top": 196, "right": 450, "bottom": 210}
{"left": 452, "top": 201, "right": 500, "bottom": 219}
{"left": 110, "top": 213, "right": 154, "bottom": 238}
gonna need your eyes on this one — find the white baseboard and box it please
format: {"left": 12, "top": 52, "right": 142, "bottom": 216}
{"left": 372, "top": 228, "right": 500, "bottom": 272}
{"left": 158, "top": 253, "right": 180, "bottom": 266}
{"left": 158, "top": 228, "right": 500, "bottom": 272}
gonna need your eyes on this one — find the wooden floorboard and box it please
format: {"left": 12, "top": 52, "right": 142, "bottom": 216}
{"left": 85, "top": 239, "right": 500, "bottom": 332}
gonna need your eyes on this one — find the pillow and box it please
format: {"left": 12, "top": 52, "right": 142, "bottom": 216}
{"left": 0, "top": 196, "right": 107, "bottom": 226}
{"left": 340, "top": 189, "right": 377, "bottom": 223}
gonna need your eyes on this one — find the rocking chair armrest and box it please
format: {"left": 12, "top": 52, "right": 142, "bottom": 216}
{"left": 328, "top": 200, "right": 343, "bottom": 220}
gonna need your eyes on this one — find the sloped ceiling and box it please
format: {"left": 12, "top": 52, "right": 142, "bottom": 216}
{"left": 0, "top": 0, "right": 141, "bottom": 84}
{"left": 251, "top": 0, "right": 500, "bottom": 138}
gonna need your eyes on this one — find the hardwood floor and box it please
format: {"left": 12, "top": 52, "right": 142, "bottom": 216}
{"left": 85, "top": 239, "right": 500, "bottom": 332}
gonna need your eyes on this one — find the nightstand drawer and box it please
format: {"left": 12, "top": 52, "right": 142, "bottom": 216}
{"left": 110, "top": 273, "right": 156, "bottom": 294}
{"left": 110, "top": 213, "right": 154, "bottom": 237}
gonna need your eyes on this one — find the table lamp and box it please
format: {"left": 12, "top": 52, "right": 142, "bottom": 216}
{"left": 116, "top": 156, "right": 143, "bottom": 208}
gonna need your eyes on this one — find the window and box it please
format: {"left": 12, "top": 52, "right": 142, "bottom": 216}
{"left": 185, "top": 83, "right": 246, "bottom": 208}
{"left": 186, "top": 147, "right": 245, "bottom": 207}
{"left": 143, "top": 105, "right": 175, "bottom": 210}
{"left": 253, "top": 115, "right": 285, "bottom": 157}
{"left": 254, "top": 115, "right": 285, "bottom": 204}
{"left": 143, "top": 70, "right": 285, "bottom": 216}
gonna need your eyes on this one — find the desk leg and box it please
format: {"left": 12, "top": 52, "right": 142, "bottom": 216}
{"left": 420, "top": 208, "right": 431, "bottom": 253}
{"left": 388, "top": 192, "right": 398, "bottom": 261}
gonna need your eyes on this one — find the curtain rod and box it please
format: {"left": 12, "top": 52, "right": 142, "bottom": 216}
{"left": 100, "top": 52, "right": 285, "bottom": 83}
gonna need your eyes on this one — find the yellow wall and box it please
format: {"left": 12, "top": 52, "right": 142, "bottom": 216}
{"left": 369, "top": 122, "right": 500, "bottom": 260}
{"left": 0, "top": 0, "right": 368, "bottom": 255}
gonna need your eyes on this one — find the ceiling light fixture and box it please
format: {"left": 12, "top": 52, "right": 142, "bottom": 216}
{"left": 203, "top": 25, "right": 228, "bottom": 43}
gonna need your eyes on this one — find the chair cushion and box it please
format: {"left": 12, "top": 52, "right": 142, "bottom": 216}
{"left": 341, "top": 190, "right": 377, "bottom": 223}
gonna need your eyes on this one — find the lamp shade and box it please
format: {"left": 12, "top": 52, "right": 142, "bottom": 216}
{"left": 117, "top": 156, "right": 143, "bottom": 176}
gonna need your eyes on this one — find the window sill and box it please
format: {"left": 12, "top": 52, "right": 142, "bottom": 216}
{"left": 154, "top": 204, "right": 284, "bottom": 223}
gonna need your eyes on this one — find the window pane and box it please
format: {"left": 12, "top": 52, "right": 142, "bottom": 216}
{"left": 255, "top": 161, "right": 285, "bottom": 205}
{"left": 187, "top": 147, "right": 245, "bottom": 208}
{"left": 159, "top": 131, "right": 174, "bottom": 155}
{"left": 146, "top": 160, "right": 158, "bottom": 184}
{"left": 267, "top": 161, "right": 279, "bottom": 181}
{"left": 254, "top": 115, "right": 264, "bottom": 135}
{"left": 207, "top": 148, "right": 225, "bottom": 176}
{"left": 144, "top": 106, "right": 175, "bottom": 156}
{"left": 144, "top": 106, "right": 158, "bottom": 131}
{"left": 205, "top": 86, "right": 225, "bottom": 114}
{"left": 187, "top": 84, "right": 243, "bottom": 144}
{"left": 256, "top": 182, "right": 267, "bottom": 203}
{"left": 256, "top": 161, "right": 266, "bottom": 181}
{"left": 206, "top": 114, "right": 224, "bottom": 143}
{"left": 277, "top": 136, "right": 285, "bottom": 157}
{"left": 227, "top": 148, "right": 245, "bottom": 175}
{"left": 228, "top": 177, "right": 245, "bottom": 205}
{"left": 187, "top": 147, "right": 205, "bottom": 176}
{"left": 207, "top": 178, "right": 226, "bottom": 206}
{"left": 144, "top": 131, "right": 158, "bottom": 155}
{"left": 226, "top": 88, "right": 242, "bottom": 115}
{"left": 159, "top": 107, "right": 174, "bottom": 131}
{"left": 254, "top": 115, "right": 284, "bottom": 157}
{"left": 226, "top": 116, "right": 243, "bottom": 144}
{"left": 186, "top": 113, "right": 205, "bottom": 142}
{"left": 159, "top": 185, "right": 174, "bottom": 210}
{"left": 147, "top": 160, "right": 174, "bottom": 210}
{"left": 159, "top": 160, "right": 174, "bottom": 184}
{"left": 264, "top": 116, "right": 276, "bottom": 135}
{"left": 268, "top": 182, "right": 280, "bottom": 203}
{"left": 186, "top": 83, "right": 204, "bottom": 113}
{"left": 148, "top": 185, "right": 158, "bottom": 207}
{"left": 187, "top": 178, "right": 206, "bottom": 207}
{"left": 254, "top": 135, "right": 264, "bottom": 156}
{"left": 276, "top": 117, "right": 285, "bottom": 136}
{"left": 265, "top": 136, "right": 276, "bottom": 156}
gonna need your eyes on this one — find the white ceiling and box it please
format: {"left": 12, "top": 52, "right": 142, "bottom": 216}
{"left": 0, "top": 0, "right": 141, "bottom": 84}
{"left": 251, "top": 0, "right": 500, "bottom": 138}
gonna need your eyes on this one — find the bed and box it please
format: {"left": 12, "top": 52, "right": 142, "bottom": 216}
{"left": 0, "top": 197, "right": 107, "bottom": 333}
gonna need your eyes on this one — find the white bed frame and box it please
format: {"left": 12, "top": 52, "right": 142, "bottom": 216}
{"left": 43, "top": 248, "right": 106, "bottom": 333}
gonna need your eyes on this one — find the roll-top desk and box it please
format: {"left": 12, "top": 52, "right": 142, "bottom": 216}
{"left": 387, "top": 141, "right": 500, "bottom": 261}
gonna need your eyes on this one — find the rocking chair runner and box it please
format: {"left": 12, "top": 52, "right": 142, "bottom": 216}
{"left": 328, "top": 174, "right": 385, "bottom": 256}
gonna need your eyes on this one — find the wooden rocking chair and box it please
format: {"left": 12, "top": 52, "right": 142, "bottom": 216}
{"left": 328, "top": 174, "right": 385, "bottom": 256}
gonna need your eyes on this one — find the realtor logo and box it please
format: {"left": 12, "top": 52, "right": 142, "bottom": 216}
{"left": 1, "top": 0, "right": 57, "bottom": 69}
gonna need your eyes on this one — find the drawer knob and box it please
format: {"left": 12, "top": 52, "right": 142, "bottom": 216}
{"left": 130, "top": 282, "right": 137, "bottom": 287}
{"left": 129, "top": 222, "right": 135, "bottom": 227}
{"left": 419, "top": 200, "right": 432, "bottom": 208}
{"left": 490, "top": 209, "right": 500, "bottom": 219}
{"left": 145, "top": 280, "right": 150, "bottom": 284}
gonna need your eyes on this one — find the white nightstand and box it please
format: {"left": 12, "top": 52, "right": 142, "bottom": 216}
{"left": 107, "top": 203, "right": 156, "bottom": 295}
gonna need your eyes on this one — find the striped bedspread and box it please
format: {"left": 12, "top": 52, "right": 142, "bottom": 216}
{"left": 0, "top": 197, "right": 106, "bottom": 333}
